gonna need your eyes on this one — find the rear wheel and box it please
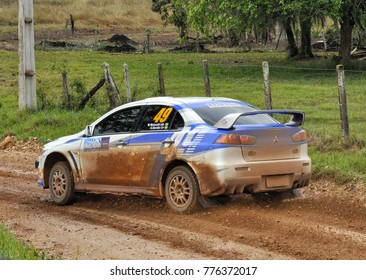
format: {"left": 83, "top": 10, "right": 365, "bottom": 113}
{"left": 49, "top": 161, "right": 75, "bottom": 205}
{"left": 165, "top": 166, "right": 201, "bottom": 213}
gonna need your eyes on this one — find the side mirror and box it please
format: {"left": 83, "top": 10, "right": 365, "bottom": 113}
{"left": 85, "top": 125, "right": 93, "bottom": 137}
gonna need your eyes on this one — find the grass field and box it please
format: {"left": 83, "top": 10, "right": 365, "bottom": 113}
{"left": 1, "top": 50, "right": 366, "bottom": 182}
{"left": 0, "top": 224, "right": 48, "bottom": 260}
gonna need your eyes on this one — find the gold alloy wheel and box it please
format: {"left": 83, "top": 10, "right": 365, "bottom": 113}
{"left": 169, "top": 174, "right": 191, "bottom": 207}
{"left": 51, "top": 169, "right": 67, "bottom": 198}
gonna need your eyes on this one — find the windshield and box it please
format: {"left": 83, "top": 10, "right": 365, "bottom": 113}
{"left": 192, "top": 105, "right": 278, "bottom": 126}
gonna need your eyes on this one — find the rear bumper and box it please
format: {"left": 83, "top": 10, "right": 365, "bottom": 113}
{"left": 195, "top": 153, "right": 311, "bottom": 196}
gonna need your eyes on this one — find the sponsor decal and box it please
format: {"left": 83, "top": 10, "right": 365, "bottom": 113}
{"left": 147, "top": 122, "right": 170, "bottom": 130}
{"left": 180, "top": 125, "right": 211, "bottom": 155}
{"left": 207, "top": 102, "right": 242, "bottom": 108}
{"left": 83, "top": 137, "right": 110, "bottom": 152}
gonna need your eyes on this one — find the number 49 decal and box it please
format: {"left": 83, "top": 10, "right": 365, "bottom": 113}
{"left": 153, "top": 107, "right": 173, "bottom": 123}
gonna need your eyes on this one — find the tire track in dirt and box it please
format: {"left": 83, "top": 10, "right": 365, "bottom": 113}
{"left": 0, "top": 187, "right": 208, "bottom": 259}
{"left": 47, "top": 203, "right": 292, "bottom": 260}
{"left": 42, "top": 191, "right": 366, "bottom": 260}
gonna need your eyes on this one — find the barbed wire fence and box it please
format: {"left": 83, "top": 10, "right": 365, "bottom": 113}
{"left": 57, "top": 59, "right": 366, "bottom": 142}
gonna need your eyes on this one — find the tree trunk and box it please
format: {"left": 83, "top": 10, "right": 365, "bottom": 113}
{"left": 283, "top": 17, "right": 298, "bottom": 57}
{"left": 299, "top": 13, "right": 314, "bottom": 58}
{"left": 339, "top": 15, "right": 355, "bottom": 63}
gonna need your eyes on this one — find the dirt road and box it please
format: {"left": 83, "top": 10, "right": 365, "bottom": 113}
{"left": 0, "top": 143, "right": 365, "bottom": 260}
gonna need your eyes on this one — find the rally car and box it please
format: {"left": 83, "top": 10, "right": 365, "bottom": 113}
{"left": 36, "top": 97, "right": 311, "bottom": 213}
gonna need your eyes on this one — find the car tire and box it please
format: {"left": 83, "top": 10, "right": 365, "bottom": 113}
{"left": 49, "top": 161, "right": 75, "bottom": 205}
{"left": 165, "top": 166, "right": 201, "bottom": 213}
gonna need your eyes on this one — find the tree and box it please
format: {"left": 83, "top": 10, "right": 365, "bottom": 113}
{"left": 277, "top": 0, "right": 337, "bottom": 58}
{"left": 187, "top": 0, "right": 269, "bottom": 47}
{"left": 299, "top": 10, "right": 314, "bottom": 57}
{"left": 185, "top": 0, "right": 328, "bottom": 57}
{"left": 337, "top": 0, "right": 366, "bottom": 62}
{"left": 282, "top": 17, "right": 299, "bottom": 57}
{"left": 157, "top": 0, "right": 366, "bottom": 61}
{"left": 152, "top": 0, "right": 188, "bottom": 40}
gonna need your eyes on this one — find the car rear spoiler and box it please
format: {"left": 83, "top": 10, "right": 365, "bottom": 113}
{"left": 213, "top": 110, "right": 305, "bottom": 130}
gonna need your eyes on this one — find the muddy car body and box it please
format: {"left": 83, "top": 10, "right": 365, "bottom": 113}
{"left": 36, "top": 97, "right": 311, "bottom": 213}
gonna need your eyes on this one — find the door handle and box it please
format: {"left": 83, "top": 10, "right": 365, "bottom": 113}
{"left": 117, "top": 140, "right": 128, "bottom": 146}
{"left": 162, "top": 138, "right": 175, "bottom": 145}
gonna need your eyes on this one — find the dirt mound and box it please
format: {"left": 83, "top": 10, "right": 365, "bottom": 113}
{"left": 32, "top": 33, "right": 141, "bottom": 53}
{"left": 101, "top": 34, "right": 139, "bottom": 53}
{"left": 0, "top": 132, "right": 43, "bottom": 153}
{"left": 107, "top": 34, "right": 138, "bottom": 45}
{"left": 0, "top": 135, "right": 15, "bottom": 150}
{"left": 42, "top": 40, "right": 78, "bottom": 49}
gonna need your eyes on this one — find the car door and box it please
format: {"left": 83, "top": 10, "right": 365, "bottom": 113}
{"left": 79, "top": 106, "right": 142, "bottom": 188}
{"left": 127, "top": 104, "right": 185, "bottom": 193}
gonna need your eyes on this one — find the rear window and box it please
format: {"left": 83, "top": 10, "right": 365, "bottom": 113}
{"left": 192, "top": 105, "right": 277, "bottom": 126}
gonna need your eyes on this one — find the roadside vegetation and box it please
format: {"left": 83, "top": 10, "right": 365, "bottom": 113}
{"left": 0, "top": 224, "right": 49, "bottom": 260}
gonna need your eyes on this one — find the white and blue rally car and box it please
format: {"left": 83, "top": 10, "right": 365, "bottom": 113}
{"left": 36, "top": 97, "right": 311, "bottom": 213}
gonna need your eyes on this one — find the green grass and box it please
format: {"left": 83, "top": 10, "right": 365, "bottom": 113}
{"left": 0, "top": 224, "right": 49, "bottom": 260}
{"left": 1, "top": 50, "right": 366, "bottom": 182}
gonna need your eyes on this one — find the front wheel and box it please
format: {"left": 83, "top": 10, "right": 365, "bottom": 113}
{"left": 165, "top": 166, "right": 201, "bottom": 213}
{"left": 49, "top": 161, "right": 75, "bottom": 205}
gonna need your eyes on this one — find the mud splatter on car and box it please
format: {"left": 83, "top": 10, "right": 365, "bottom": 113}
{"left": 36, "top": 97, "right": 311, "bottom": 213}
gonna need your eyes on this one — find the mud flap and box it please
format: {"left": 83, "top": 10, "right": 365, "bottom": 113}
{"left": 198, "top": 194, "right": 220, "bottom": 208}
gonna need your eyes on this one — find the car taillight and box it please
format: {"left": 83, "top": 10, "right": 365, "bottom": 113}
{"left": 291, "top": 130, "right": 307, "bottom": 142}
{"left": 215, "top": 133, "right": 256, "bottom": 145}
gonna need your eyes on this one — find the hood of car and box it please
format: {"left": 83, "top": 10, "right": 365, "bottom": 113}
{"left": 43, "top": 131, "right": 84, "bottom": 151}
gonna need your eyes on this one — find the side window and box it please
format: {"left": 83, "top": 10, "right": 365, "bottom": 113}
{"left": 94, "top": 106, "right": 141, "bottom": 135}
{"left": 140, "top": 105, "right": 184, "bottom": 131}
{"left": 171, "top": 111, "right": 184, "bottom": 130}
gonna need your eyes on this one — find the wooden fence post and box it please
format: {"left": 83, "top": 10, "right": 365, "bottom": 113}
{"left": 203, "top": 60, "right": 211, "bottom": 97}
{"left": 70, "top": 14, "right": 75, "bottom": 37}
{"left": 62, "top": 70, "right": 71, "bottom": 109}
{"left": 336, "top": 64, "right": 350, "bottom": 142}
{"left": 158, "top": 63, "right": 165, "bottom": 96}
{"left": 143, "top": 29, "right": 152, "bottom": 53}
{"left": 123, "top": 63, "right": 132, "bottom": 103}
{"left": 103, "top": 62, "right": 120, "bottom": 109}
{"left": 262, "top": 61, "right": 272, "bottom": 110}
